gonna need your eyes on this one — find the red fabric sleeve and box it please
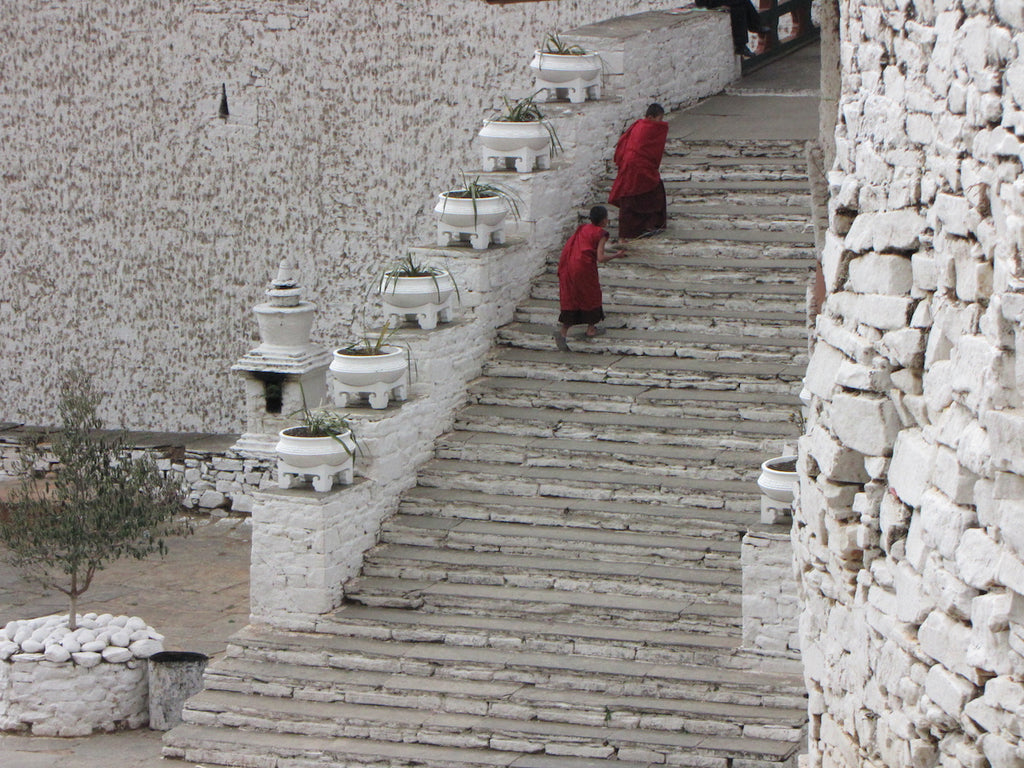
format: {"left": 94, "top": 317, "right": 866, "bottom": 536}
{"left": 608, "top": 118, "right": 669, "bottom": 205}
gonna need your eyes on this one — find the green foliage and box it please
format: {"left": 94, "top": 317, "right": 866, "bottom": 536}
{"left": 494, "top": 94, "right": 562, "bottom": 154}
{"left": 380, "top": 254, "right": 460, "bottom": 305}
{"left": 288, "top": 388, "right": 359, "bottom": 457}
{"left": 443, "top": 172, "right": 522, "bottom": 222}
{"left": 0, "top": 369, "right": 190, "bottom": 630}
{"left": 341, "top": 319, "right": 399, "bottom": 356}
{"left": 541, "top": 34, "right": 588, "bottom": 55}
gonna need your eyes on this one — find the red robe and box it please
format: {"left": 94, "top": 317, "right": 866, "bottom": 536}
{"left": 558, "top": 223, "right": 608, "bottom": 313}
{"left": 607, "top": 117, "right": 668, "bottom": 205}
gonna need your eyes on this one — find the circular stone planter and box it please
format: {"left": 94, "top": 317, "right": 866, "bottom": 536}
{"left": 329, "top": 345, "right": 409, "bottom": 409}
{"left": 0, "top": 613, "right": 165, "bottom": 736}
{"left": 434, "top": 192, "right": 510, "bottom": 250}
{"left": 275, "top": 427, "right": 356, "bottom": 492}
{"left": 757, "top": 455, "right": 799, "bottom": 503}
{"left": 478, "top": 120, "right": 552, "bottom": 173}
{"left": 379, "top": 269, "right": 457, "bottom": 331}
{"left": 529, "top": 51, "right": 603, "bottom": 103}
{"left": 434, "top": 193, "right": 510, "bottom": 230}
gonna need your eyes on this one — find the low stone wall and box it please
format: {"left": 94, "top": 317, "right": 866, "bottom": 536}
{"left": 0, "top": 430, "right": 272, "bottom": 516}
{"left": 742, "top": 523, "right": 802, "bottom": 659}
{"left": 0, "top": 614, "right": 163, "bottom": 735}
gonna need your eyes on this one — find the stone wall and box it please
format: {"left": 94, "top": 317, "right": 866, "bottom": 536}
{"left": 0, "top": 613, "right": 162, "bottom": 735}
{"left": 797, "top": 2, "right": 1024, "bottom": 766}
{"left": 0, "top": 0, "right": 709, "bottom": 434}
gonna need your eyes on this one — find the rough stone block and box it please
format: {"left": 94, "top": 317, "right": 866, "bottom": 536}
{"left": 889, "top": 429, "right": 936, "bottom": 508}
{"left": 849, "top": 252, "right": 914, "bottom": 295}
{"left": 802, "top": 426, "right": 870, "bottom": 484}
{"left": 925, "top": 663, "right": 977, "bottom": 718}
{"left": 982, "top": 409, "right": 1024, "bottom": 475}
{"left": 805, "top": 342, "right": 847, "bottom": 400}
{"left": 956, "top": 528, "right": 1001, "bottom": 589}
{"left": 845, "top": 209, "right": 927, "bottom": 253}
{"left": 829, "top": 392, "right": 902, "bottom": 457}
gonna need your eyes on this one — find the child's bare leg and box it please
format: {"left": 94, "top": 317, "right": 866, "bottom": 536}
{"left": 554, "top": 323, "right": 571, "bottom": 351}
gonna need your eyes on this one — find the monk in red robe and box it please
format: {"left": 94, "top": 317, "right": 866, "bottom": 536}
{"left": 608, "top": 103, "right": 669, "bottom": 240}
{"left": 555, "top": 205, "right": 626, "bottom": 351}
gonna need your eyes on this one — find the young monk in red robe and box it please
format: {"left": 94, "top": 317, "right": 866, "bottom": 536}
{"left": 555, "top": 205, "right": 626, "bottom": 351}
{"left": 607, "top": 103, "right": 669, "bottom": 240}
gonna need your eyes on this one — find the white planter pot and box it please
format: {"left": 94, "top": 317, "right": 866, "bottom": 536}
{"left": 434, "top": 193, "right": 509, "bottom": 229}
{"left": 434, "top": 192, "right": 509, "bottom": 250}
{"left": 757, "top": 455, "right": 799, "bottom": 503}
{"left": 275, "top": 427, "right": 355, "bottom": 492}
{"left": 329, "top": 345, "right": 409, "bottom": 410}
{"left": 529, "top": 51, "right": 603, "bottom": 103}
{"left": 330, "top": 345, "right": 407, "bottom": 388}
{"left": 530, "top": 51, "right": 602, "bottom": 83}
{"left": 478, "top": 120, "right": 551, "bottom": 153}
{"left": 379, "top": 270, "right": 456, "bottom": 310}
{"left": 478, "top": 120, "right": 552, "bottom": 174}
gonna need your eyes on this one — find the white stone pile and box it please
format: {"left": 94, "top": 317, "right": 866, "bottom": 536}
{"left": 0, "top": 613, "right": 163, "bottom": 735}
{"left": 0, "top": 613, "right": 164, "bottom": 666}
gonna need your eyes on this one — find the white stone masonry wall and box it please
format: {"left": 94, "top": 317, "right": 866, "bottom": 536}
{"left": 0, "top": 0, "right": 712, "bottom": 434}
{"left": 797, "top": 2, "right": 1024, "bottom": 767}
{"left": 0, "top": 614, "right": 163, "bottom": 735}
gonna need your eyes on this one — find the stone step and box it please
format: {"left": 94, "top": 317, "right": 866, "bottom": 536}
{"left": 179, "top": 689, "right": 802, "bottom": 764}
{"left": 466, "top": 377, "right": 801, "bottom": 423}
{"left": 359, "top": 545, "right": 740, "bottom": 606}
{"left": 201, "top": 654, "right": 801, "bottom": 734}
{"left": 663, "top": 137, "right": 810, "bottom": 157}
{"left": 664, "top": 211, "right": 813, "bottom": 233}
{"left": 345, "top": 575, "right": 742, "bottom": 632}
{"left": 498, "top": 322, "right": 808, "bottom": 365}
{"left": 396, "top": 486, "right": 755, "bottom": 538}
{"left": 540, "top": 252, "right": 814, "bottom": 283}
{"left": 376, "top": 513, "right": 741, "bottom": 565}
{"left": 413, "top": 448, "right": 774, "bottom": 501}
{"left": 221, "top": 626, "right": 806, "bottom": 706}
{"left": 515, "top": 298, "right": 806, "bottom": 337}
{"left": 167, "top": 723, "right": 798, "bottom": 768}
{"left": 434, "top": 428, "right": 786, "bottom": 473}
{"left": 318, "top": 605, "right": 746, "bottom": 665}
{"left": 530, "top": 279, "right": 807, "bottom": 315}
{"left": 480, "top": 347, "right": 806, "bottom": 397}
{"left": 202, "top": 650, "right": 805, "bottom": 731}
{"left": 655, "top": 223, "right": 816, "bottom": 245}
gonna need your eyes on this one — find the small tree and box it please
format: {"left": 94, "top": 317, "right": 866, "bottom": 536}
{"left": 0, "top": 369, "right": 190, "bottom": 630}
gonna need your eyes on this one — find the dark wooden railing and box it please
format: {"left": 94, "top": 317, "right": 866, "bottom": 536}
{"left": 742, "top": 0, "right": 818, "bottom": 72}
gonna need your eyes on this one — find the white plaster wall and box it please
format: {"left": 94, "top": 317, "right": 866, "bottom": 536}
{"left": 0, "top": 0, "right": 690, "bottom": 433}
{"left": 796, "top": 2, "right": 1024, "bottom": 766}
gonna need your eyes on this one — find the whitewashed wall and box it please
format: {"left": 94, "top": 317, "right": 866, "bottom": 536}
{"left": 797, "top": 2, "right": 1024, "bottom": 767}
{"left": 0, "top": 0, "right": 688, "bottom": 433}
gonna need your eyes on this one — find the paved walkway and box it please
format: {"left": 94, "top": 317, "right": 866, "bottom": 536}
{"left": 0, "top": 40, "right": 820, "bottom": 768}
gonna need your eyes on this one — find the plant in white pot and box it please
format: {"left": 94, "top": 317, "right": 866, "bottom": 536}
{"left": 756, "top": 454, "right": 799, "bottom": 524}
{"left": 275, "top": 405, "right": 358, "bottom": 492}
{"left": 478, "top": 94, "right": 562, "bottom": 174}
{"left": 379, "top": 253, "right": 458, "bottom": 331}
{"left": 530, "top": 34, "right": 603, "bottom": 104}
{"left": 329, "top": 322, "right": 410, "bottom": 410}
{"left": 434, "top": 174, "right": 521, "bottom": 250}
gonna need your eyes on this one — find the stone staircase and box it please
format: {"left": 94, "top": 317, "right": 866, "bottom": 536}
{"left": 165, "top": 135, "right": 814, "bottom": 767}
